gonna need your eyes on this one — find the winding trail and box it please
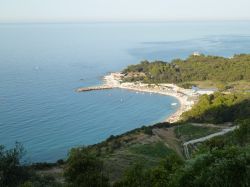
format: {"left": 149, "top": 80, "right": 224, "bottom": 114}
{"left": 183, "top": 126, "right": 238, "bottom": 159}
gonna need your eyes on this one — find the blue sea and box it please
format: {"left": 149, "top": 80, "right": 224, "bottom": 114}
{"left": 1, "top": 21, "right": 250, "bottom": 162}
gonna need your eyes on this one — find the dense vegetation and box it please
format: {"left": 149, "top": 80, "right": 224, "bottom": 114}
{"left": 0, "top": 142, "right": 62, "bottom": 187}
{"left": 181, "top": 92, "right": 250, "bottom": 123}
{"left": 64, "top": 148, "right": 109, "bottom": 187}
{"left": 113, "top": 119, "right": 250, "bottom": 187}
{"left": 2, "top": 120, "right": 250, "bottom": 187}
{"left": 61, "top": 119, "right": 250, "bottom": 187}
{"left": 122, "top": 54, "right": 250, "bottom": 87}
{"left": 61, "top": 93, "right": 250, "bottom": 186}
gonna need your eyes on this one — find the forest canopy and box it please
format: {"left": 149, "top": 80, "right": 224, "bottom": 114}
{"left": 122, "top": 54, "right": 250, "bottom": 84}
{"left": 181, "top": 92, "right": 250, "bottom": 123}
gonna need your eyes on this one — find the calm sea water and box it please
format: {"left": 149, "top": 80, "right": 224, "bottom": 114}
{"left": 1, "top": 22, "right": 250, "bottom": 162}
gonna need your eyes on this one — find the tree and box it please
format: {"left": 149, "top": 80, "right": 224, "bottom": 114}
{"left": 181, "top": 93, "right": 250, "bottom": 124}
{"left": 0, "top": 142, "right": 30, "bottom": 187}
{"left": 114, "top": 154, "right": 183, "bottom": 187}
{"left": 64, "top": 148, "right": 110, "bottom": 187}
{"left": 235, "top": 119, "right": 250, "bottom": 146}
{"left": 113, "top": 162, "right": 151, "bottom": 187}
{"left": 172, "top": 147, "right": 250, "bottom": 187}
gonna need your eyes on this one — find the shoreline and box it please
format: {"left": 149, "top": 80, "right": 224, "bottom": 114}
{"left": 102, "top": 72, "right": 201, "bottom": 123}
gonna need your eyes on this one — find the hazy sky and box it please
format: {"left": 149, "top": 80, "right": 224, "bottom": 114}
{"left": 0, "top": 0, "right": 250, "bottom": 22}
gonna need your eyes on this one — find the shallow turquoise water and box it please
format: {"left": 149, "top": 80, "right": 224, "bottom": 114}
{"left": 0, "top": 22, "right": 250, "bottom": 162}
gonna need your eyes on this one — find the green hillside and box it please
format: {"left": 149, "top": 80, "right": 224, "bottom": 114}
{"left": 123, "top": 54, "right": 250, "bottom": 91}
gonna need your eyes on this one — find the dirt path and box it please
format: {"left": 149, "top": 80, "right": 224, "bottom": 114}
{"left": 183, "top": 126, "right": 238, "bottom": 159}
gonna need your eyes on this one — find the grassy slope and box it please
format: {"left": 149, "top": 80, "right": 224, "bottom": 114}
{"left": 35, "top": 123, "right": 233, "bottom": 183}
{"left": 100, "top": 126, "right": 181, "bottom": 182}
{"left": 174, "top": 123, "right": 221, "bottom": 142}
{"left": 103, "top": 142, "right": 175, "bottom": 182}
{"left": 94, "top": 123, "right": 222, "bottom": 182}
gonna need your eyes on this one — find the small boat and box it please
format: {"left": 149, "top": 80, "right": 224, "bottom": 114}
{"left": 171, "top": 103, "right": 177, "bottom": 106}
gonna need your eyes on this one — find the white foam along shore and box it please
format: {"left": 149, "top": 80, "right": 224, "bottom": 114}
{"left": 103, "top": 72, "right": 214, "bottom": 123}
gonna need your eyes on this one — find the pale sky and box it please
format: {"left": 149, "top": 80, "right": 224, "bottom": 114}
{"left": 0, "top": 0, "right": 250, "bottom": 22}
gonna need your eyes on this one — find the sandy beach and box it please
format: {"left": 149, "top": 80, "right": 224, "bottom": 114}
{"left": 77, "top": 72, "right": 214, "bottom": 123}
{"left": 102, "top": 72, "right": 202, "bottom": 123}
